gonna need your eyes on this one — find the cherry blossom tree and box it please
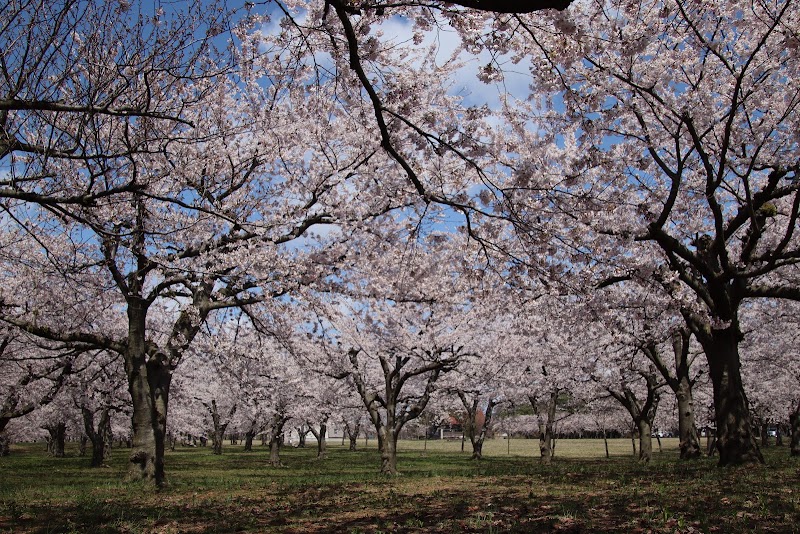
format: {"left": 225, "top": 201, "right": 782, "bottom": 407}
{"left": 740, "top": 299, "right": 800, "bottom": 455}
{"left": 293, "top": 227, "right": 490, "bottom": 474}
{"left": 70, "top": 351, "right": 129, "bottom": 466}
{"left": 303, "top": 298, "right": 465, "bottom": 474}
{"left": 442, "top": 361, "right": 505, "bottom": 460}
{"left": 588, "top": 277, "right": 706, "bottom": 460}
{"left": 0, "top": 331, "right": 77, "bottom": 455}
{"left": 1, "top": 0, "right": 409, "bottom": 485}
{"left": 475, "top": 0, "right": 800, "bottom": 466}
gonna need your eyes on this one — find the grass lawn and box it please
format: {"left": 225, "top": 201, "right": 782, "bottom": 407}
{"left": 1, "top": 438, "right": 798, "bottom": 533}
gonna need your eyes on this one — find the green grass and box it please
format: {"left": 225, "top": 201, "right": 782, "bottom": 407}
{"left": 1, "top": 438, "right": 798, "bottom": 533}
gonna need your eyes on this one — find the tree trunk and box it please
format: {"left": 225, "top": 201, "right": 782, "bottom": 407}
{"left": 45, "top": 422, "right": 66, "bottom": 457}
{"left": 125, "top": 301, "right": 171, "bottom": 486}
{"left": 459, "top": 394, "right": 498, "bottom": 461}
{"left": 539, "top": 393, "right": 558, "bottom": 465}
{"left": 82, "top": 406, "right": 112, "bottom": 467}
{"left": 296, "top": 426, "right": 308, "bottom": 448}
{"left": 790, "top": 401, "right": 800, "bottom": 457}
{"left": 602, "top": 427, "right": 609, "bottom": 459}
{"left": 244, "top": 431, "right": 255, "bottom": 452}
{"left": 466, "top": 435, "right": 481, "bottom": 459}
{"left": 648, "top": 328, "right": 701, "bottom": 460}
{"left": 317, "top": 422, "right": 327, "bottom": 459}
{"left": 345, "top": 422, "right": 360, "bottom": 451}
{"left": 211, "top": 433, "right": 224, "bottom": 454}
{"left": 702, "top": 328, "right": 764, "bottom": 465}
{"left": 268, "top": 435, "right": 282, "bottom": 466}
{"left": 706, "top": 428, "right": 717, "bottom": 456}
{"left": 208, "top": 400, "right": 235, "bottom": 456}
{"left": 267, "top": 415, "right": 287, "bottom": 466}
{"left": 676, "top": 379, "right": 702, "bottom": 459}
{"left": 0, "top": 431, "right": 10, "bottom": 456}
{"left": 760, "top": 422, "right": 770, "bottom": 448}
{"left": 637, "top": 419, "right": 653, "bottom": 463}
{"left": 530, "top": 391, "right": 558, "bottom": 465}
{"left": 380, "top": 426, "right": 398, "bottom": 475}
{"left": 308, "top": 419, "right": 329, "bottom": 459}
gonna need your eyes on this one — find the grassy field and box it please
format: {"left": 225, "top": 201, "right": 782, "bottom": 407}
{"left": 1, "top": 438, "right": 798, "bottom": 533}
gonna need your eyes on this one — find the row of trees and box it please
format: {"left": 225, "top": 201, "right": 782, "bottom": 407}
{"left": 1, "top": 0, "right": 799, "bottom": 485}
{"left": 3, "top": 265, "right": 797, "bottom": 472}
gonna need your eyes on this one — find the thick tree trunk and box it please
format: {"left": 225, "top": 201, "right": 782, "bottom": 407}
{"left": 268, "top": 435, "right": 282, "bottom": 466}
{"left": 244, "top": 431, "right": 255, "bottom": 452}
{"left": 211, "top": 432, "right": 224, "bottom": 454}
{"left": 702, "top": 328, "right": 764, "bottom": 465}
{"left": 676, "top": 379, "right": 702, "bottom": 459}
{"left": 467, "top": 437, "right": 482, "bottom": 459}
{"left": 460, "top": 395, "right": 497, "bottom": 461}
{"left": 380, "top": 427, "right": 398, "bottom": 475}
{"left": 208, "top": 400, "right": 234, "bottom": 456}
{"left": 45, "top": 422, "right": 66, "bottom": 457}
{"left": 345, "top": 422, "right": 360, "bottom": 451}
{"left": 125, "top": 301, "right": 171, "bottom": 486}
{"left": 82, "top": 406, "right": 112, "bottom": 467}
{"left": 296, "top": 426, "right": 308, "bottom": 448}
{"left": 637, "top": 419, "right": 653, "bottom": 463}
{"left": 267, "top": 415, "right": 287, "bottom": 466}
{"left": 308, "top": 419, "right": 329, "bottom": 459}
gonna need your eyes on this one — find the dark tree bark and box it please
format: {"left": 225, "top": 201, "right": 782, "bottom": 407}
{"left": 607, "top": 365, "right": 660, "bottom": 464}
{"left": 643, "top": 328, "right": 702, "bottom": 460}
{"left": 205, "top": 399, "right": 237, "bottom": 455}
{"left": 694, "top": 325, "right": 764, "bottom": 465}
{"left": 457, "top": 392, "right": 498, "bottom": 460}
{"left": 267, "top": 410, "right": 289, "bottom": 467}
{"left": 344, "top": 421, "right": 361, "bottom": 451}
{"left": 444, "top": 0, "right": 572, "bottom": 12}
{"left": 354, "top": 0, "right": 572, "bottom": 14}
{"left": 44, "top": 422, "right": 67, "bottom": 457}
{"left": 343, "top": 348, "right": 459, "bottom": 474}
{"left": 82, "top": 405, "right": 113, "bottom": 467}
{"left": 295, "top": 425, "right": 309, "bottom": 448}
{"left": 0, "top": 432, "right": 9, "bottom": 456}
{"left": 307, "top": 416, "right": 329, "bottom": 459}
